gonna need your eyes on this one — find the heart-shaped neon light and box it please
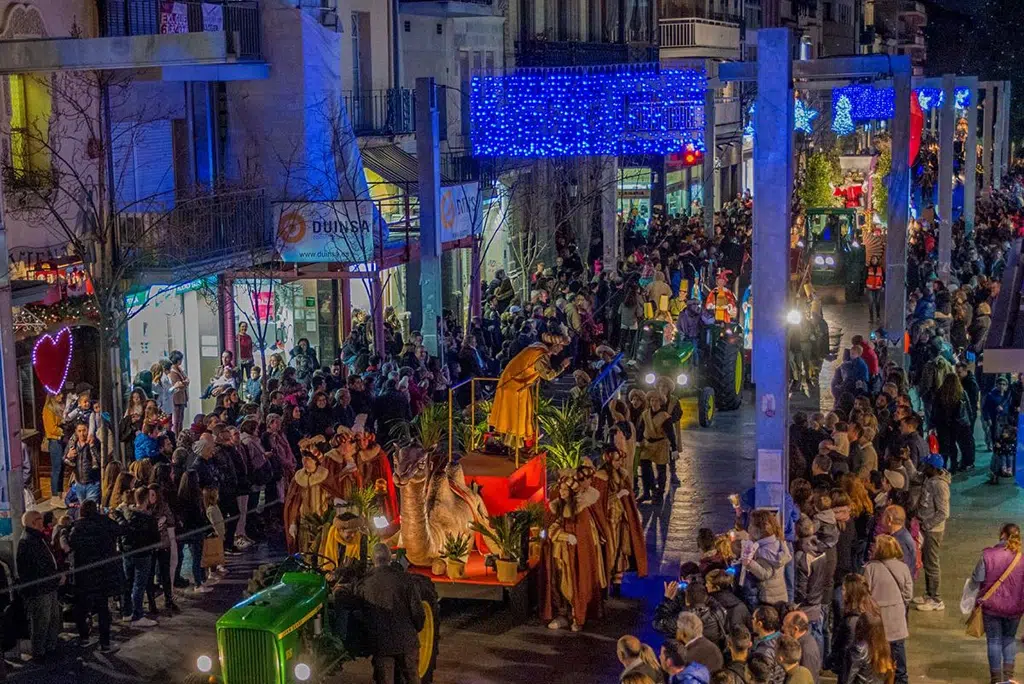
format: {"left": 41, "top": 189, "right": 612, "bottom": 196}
{"left": 32, "top": 327, "right": 73, "bottom": 395}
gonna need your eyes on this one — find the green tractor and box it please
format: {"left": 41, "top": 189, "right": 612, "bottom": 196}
{"left": 803, "top": 208, "right": 867, "bottom": 302}
{"left": 190, "top": 553, "right": 440, "bottom": 684}
{"left": 632, "top": 318, "right": 744, "bottom": 427}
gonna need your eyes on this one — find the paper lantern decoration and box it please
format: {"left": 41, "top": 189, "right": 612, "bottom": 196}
{"left": 909, "top": 93, "right": 924, "bottom": 166}
{"left": 32, "top": 327, "right": 73, "bottom": 395}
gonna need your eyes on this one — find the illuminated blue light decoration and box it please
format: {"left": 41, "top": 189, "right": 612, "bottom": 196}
{"left": 469, "top": 65, "right": 706, "bottom": 157}
{"left": 743, "top": 104, "right": 754, "bottom": 141}
{"left": 832, "top": 85, "right": 973, "bottom": 122}
{"left": 832, "top": 94, "right": 855, "bottom": 136}
{"left": 794, "top": 99, "right": 819, "bottom": 134}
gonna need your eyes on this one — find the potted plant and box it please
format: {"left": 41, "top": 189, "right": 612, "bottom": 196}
{"left": 470, "top": 513, "right": 527, "bottom": 583}
{"left": 537, "top": 400, "right": 592, "bottom": 472}
{"left": 440, "top": 532, "right": 471, "bottom": 579}
{"left": 519, "top": 502, "right": 546, "bottom": 566}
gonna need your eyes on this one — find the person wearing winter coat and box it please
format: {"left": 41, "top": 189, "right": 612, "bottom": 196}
{"left": 743, "top": 510, "right": 794, "bottom": 608}
{"left": 706, "top": 568, "right": 751, "bottom": 637}
{"left": 17, "top": 510, "right": 61, "bottom": 661}
{"left": 915, "top": 454, "right": 950, "bottom": 612}
{"left": 794, "top": 517, "right": 831, "bottom": 649}
{"left": 69, "top": 499, "right": 122, "bottom": 652}
{"left": 863, "top": 536, "right": 913, "bottom": 684}
{"left": 966, "top": 524, "right": 1024, "bottom": 684}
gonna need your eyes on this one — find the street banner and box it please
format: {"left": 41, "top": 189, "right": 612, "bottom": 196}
{"left": 160, "top": 2, "right": 188, "bottom": 34}
{"left": 273, "top": 200, "right": 377, "bottom": 264}
{"left": 439, "top": 182, "right": 481, "bottom": 242}
{"left": 201, "top": 3, "right": 224, "bottom": 31}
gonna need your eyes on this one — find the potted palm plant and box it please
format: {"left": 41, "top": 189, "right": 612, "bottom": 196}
{"left": 440, "top": 532, "right": 471, "bottom": 579}
{"left": 470, "top": 513, "right": 528, "bottom": 583}
{"left": 537, "top": 400, "right": 592, "bottom": 472}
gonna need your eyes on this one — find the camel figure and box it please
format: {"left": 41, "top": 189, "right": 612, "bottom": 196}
{"left": 393, "top": 444, "right": 495, "bottom": 568}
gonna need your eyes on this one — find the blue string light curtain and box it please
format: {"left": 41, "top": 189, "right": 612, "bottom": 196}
{"left": 831, "top": 84, "right": 973, "bottom": 123}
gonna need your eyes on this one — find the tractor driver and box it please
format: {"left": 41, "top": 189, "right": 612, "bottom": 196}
{"left": 321, "top": 509, "right": 369, "bottom": 583}
{"left": 676, "top": 298, "right": 714, "bottom": 343}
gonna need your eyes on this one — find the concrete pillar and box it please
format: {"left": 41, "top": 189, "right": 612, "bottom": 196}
{"left": 0, "top": 210, "right": 23, "bottom": 543}
{"left": 703, "top": 63, "right": 717, "bottom": 237}
{"left": 341, "top": 278, "right": 352, "bottom": 339}
{"left": 983, "top": 83, "right": 995, "bottom": 193}
{"left": 885, "top": 59, "right": 913, "bottom": 365}
{"left": 416, "top": 77, "right": 444, "bottom": 355}
{"left": 405, "top": 260, "right": 422, "bottom": 332}
{"left": 1000, "top": 81, "right": 1013, "bottom": 182}
{"left": 964, "top": 78, "right": 979, "bottom": 234}
{"left": 937, "top": 74, "right": 955, "bottom": 284}
{"left": 752, "top": 28, "right": 793, "bottom": 511}
{"left": 601, "top": 156, "right": 619, "bottom": 273}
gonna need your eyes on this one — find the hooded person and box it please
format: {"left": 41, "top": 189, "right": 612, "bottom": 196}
{"left": 322, "top": 426, "right": 362, "bottom": 500}
{"left": 355, "top": 429, "right": 398, "bottom": 525}
{"left": 593, "top": 444, "right": 648, "bottom": 591}
{"left": 645, "top": 270, "right": 673, "bottom": 308}
{"left": 540, "top": 460, "right": 612, "bottom": 632}
{"left": 283, "top": 450, "right": 341, "bottom": 554}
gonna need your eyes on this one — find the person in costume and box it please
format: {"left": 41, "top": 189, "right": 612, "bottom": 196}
{"left": 607, "top": 399, "right": 637, "bottom": 487}
{"left": 703, "top": 270, "right": 738, "bottom": 324}
{"left": 489, "top": 332, "right": 571, "bottom": 448}
{"left": 318, "top": 507, "right": 369, "bottom": 580}
{"left": 322, "top": 426, "right": 362, "bottom": 500}
{"left": 355, "top": 430, "right": 399, "bottom": 525}
{"left": 593, "top": 444, "right": 647, "bottom": 594}
{"left": 637, "top": 391, "right": 672, "bottom": 503}
{"left": 284, "top": 450, "right": 340, "bottom": 554}
{"left": 541, "top": 460, "right": 611, "bottom": 632}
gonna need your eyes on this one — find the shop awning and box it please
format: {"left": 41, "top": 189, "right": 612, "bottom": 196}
{"left": 361, "top": 144, "right": 454, "bottom": 194}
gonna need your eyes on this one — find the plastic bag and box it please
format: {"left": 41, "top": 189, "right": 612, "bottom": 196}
{"left": 960, "top": 578, "right": 980, "bottom": 616}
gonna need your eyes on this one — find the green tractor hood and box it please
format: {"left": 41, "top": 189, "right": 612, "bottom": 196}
{"left": 217, "top": 571, "right": 327, "bottom": 636}
{"left": 652, "top": 338, "right": 695, "bottom": 376}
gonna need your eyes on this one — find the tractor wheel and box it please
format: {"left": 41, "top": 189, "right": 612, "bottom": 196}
{"left": 710, "top": 339, "right": 743, "bottom": 411}
{"left": 698, "top": 387, "right": 716, "bottom": 427}
{"left": 403, "top": 575, "right": 440, "bottom": 684}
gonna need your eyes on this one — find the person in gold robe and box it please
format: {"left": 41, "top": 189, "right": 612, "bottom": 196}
{"left": 489, "top": 332, "right": 571, "bottom": 448}
{"left": 322, "top": 427, "right": 362, "bottom": 500}
{"left": 283, "top": 451, "right": 340, "bottom": 554}
{"left": 637, "top": 391, "right": 672, "bottom": 503}
{"left": 540, "top": 461, "right": 611, "bottom": 632}
{"left": 593, "top": 444, "right": 648, "bottom": 593}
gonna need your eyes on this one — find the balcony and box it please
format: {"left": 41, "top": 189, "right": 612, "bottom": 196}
{"left": 344, "top": 89, "right": 416, "bottom": 137}
{"left": 659, "top": 18, "right": 741, "bottom": 61}
{"left": 116, "top": 188, "right": 271, "bottom": 276}
{"left": 899, "top": 32, "right": 926, "bottom": 50}
{"left": 101, "top": 0, "right": 262, "bottom": 59}
{"left": 899, "top": 1, "right": 927, "bottom": 24}
{"left": 515, "top": 40, "right": 658, "bottom": 67}
{"left": 659, "top": 0, "right": 742, "bottom": 24}
{"left": 400, "top": 0, "right": 494, "bottom": 18}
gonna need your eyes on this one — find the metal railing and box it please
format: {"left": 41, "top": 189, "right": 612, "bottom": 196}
{"left": 344, "top": 88, "right": 416, "bottom": 136}
{"left": 116, "top": 188, "right": 271, "bottom": 268}
{"left": 658, "top": 0, "right": 742, "bottom": 24}
{"left": 659, "top": 17, "right": 741, "bottom": 50}
{"left": 100, "top": 0, "right": 263, "bottom": 60}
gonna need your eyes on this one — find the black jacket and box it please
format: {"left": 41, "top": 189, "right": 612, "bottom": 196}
{"left": 16, "top": 527, "right": 59, "bottom": 598}
{"left": 357, "top": 565, "right": 425, "bottom": 655}
{"left": 193, "top": 457, "right": 221, "bottom": 491}
{"left": 117, "top": 509, "right": 160, "bottom": 555}
{"left": 372, "top": 390, "right": 412, "bottom": 438}
{"left": 709, "top": 588, "right": 751, "bottom": 635}
{"left": 64, "top": 439, "right": 102, "bottom": 485}
{"left": 213, "top": 444, "right": 242, "bottom": 496}
{"left": 795, "top": 537, "right": 833, "bottom": 622}
{"left": 68, "top": 514, "right": 122, "bottom": 597}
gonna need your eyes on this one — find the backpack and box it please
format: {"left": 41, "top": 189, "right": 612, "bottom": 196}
{"left": 696, "top": 600, "right": 729, "bottom": 651}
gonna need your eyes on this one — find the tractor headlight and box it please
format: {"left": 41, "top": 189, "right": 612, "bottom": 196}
{"left": 676, "top": 373, "right": 689, "bottom": 386}
{"left": 813, "top": 255, "right": 825, "bottom": 266}
{"left": 644, "top": 372, "right": 657, "bottom": 385}
{"left": 786, "top": 309, "right": 803, "bottom": 325}
{"left": 295, "top": 663, "right": 312, "bottom": 681}
{"left": 196, "top": 655, "right": 213, "bottom": 673}
{"left": 825, "top": 256, "right": 836, "bottom": 266}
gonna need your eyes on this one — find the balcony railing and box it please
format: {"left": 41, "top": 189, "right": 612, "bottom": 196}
{"left": 116, "top": 188, "right": 271, "bottom": 268}
{"left": 100, "top": 0, "right": 262, "bottom": 60}
{"left": 659, "top": 18, "right": 741, "bottom": 58}
{"left": 515, "top": 40, "right": 658, "bottom": 67}
{"left": 659, "top": 0, "right": 742, "bottom": 24}
{"left": 344, "top": 89, "right": 416, "bottom": 136}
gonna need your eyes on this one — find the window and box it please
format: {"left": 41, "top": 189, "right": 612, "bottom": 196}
{"left": 7, "top": 73, "right": 51, "bottom": 186}
{"left": 823, "top": 2, "right": 834, "bottom": 21}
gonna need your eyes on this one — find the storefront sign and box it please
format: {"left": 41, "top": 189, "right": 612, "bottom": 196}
{"left": 124, "top": 276, "right": 215, "bottom": 309}
{"left": 439, "top": 182, "right": 481, "bottom": 242}
{"left": 273, "top": 201, "right": 377, "bottom": 264}
{"left": 160, "top": 1, "right": 188, "bottom": 34}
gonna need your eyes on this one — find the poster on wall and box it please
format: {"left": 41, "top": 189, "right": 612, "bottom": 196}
{"left": 160, "top": 1, "right": 188, "bottom": 34}
{"left": 273, "top": 200, "right": 377, "bottom": 264}
{"left": 201, "top": 3, "right": 223, "bottom": 31}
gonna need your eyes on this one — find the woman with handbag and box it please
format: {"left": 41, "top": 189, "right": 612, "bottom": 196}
{"left": 965, "top": 523, "right": 1024, "bottom": 683}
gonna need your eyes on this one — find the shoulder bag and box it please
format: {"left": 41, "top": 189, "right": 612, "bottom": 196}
{"left": 966, "top": 552, "right": 1021, "bottom": 638}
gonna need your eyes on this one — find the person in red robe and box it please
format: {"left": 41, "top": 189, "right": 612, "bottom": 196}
{"left": 322, "top": 426, "right": 362, "bottom": 500}
{"left": 540, "top": 460, "right": 611, "bottom": 632}
{"left": 355, "top": 430, "right": 399, "bottom": 525}
{"left": 703, "top": 271, "right": 738, "bottom": 324}
{"left": 593, "top": 444, "right": 648, "bottom": 593}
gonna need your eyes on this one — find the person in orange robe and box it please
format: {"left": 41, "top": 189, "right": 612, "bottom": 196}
{"left": 489, "top": 332, "right": 571, "bottom": 448}
{"left": 540, "top": 460, "right": 611, "bottom": 631}
{"left": 593, "top": 444, "right": 648, "bottom": 593}
{"left": 322, "top": 426, "right": 362, "bottom": 500}
{"left": 283, "top": 451, "right": 340, "bottom": 554}
{"left": 355, "top": 431, "right": 399, "bottom": 525}
{"left": 703, "top": 271, "right": 738, "bottom": 324}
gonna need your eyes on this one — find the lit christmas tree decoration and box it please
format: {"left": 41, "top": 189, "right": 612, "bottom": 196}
{"left": 832, "top": 94, "right": 855, "bottom": 136}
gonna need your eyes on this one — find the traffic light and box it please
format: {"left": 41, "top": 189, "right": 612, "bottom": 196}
{"left": 669, "top": 144, "right": 704, "bottom": 168}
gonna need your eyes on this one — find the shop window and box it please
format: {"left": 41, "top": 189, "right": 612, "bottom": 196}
{"left": 7, "top": 73, "right": 52, "bottom": 188}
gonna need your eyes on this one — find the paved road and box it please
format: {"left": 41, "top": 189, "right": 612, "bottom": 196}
{"left": 12, "top": 298, "right": 1017, "bottom": 683}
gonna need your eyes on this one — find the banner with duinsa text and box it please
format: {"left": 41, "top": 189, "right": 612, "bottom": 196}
{"left": 273, "top": 200, "right": 377, "bottom": 264}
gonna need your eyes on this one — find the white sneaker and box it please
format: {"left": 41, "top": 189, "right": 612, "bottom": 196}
{"left": 131, "top": 617, "right": 158, "bottom": 627}
{"left": 916, "top": 597, "right": 945, "bottom": 611}
{"left": 911, "top": 596, "right": 927, "bottom": 605}
{"left": 192, "top": 585, "right": 213, "bottom": 594}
